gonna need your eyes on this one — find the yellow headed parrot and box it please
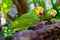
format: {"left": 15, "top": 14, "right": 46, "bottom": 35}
{"left": 40, "top": 9, "right": 57, "bottom": 21}
{"left": 8, "top": 6, "right": 44, "bottom": 31}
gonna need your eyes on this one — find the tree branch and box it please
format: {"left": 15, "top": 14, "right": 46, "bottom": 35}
{"left": 12, "top": 0, "right": 29, "bottom": 16}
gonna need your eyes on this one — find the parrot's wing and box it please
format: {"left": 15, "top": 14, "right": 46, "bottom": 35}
{"left": 17, "top": 12, "right": 39, "bottom": 30}
{"left": 44, "top": 11, "right": 52, "bottom": 21}
{"left": 8, "top": 11, "right": 39, "bottom": 30}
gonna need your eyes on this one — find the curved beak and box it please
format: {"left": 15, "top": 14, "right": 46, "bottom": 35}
{"left": 39, "top": 10, "right": 43, "bottom": 15}
{"left": 51, "top": 14, "right": 56, "bottom": 18}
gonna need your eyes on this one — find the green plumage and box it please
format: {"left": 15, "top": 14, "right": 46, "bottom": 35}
{"left": 44, "top": 11, "right": 52, "bottom": 21}
{"left": 40, "top": 10, "right": 52, "bottom": 21}
{"left": 2, "top": 9, "right": 40, "bottom": 37}
{"left": 8, "top": 10, "right": 39, "bottom": 30}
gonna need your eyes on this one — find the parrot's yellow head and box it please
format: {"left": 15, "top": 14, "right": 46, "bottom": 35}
{"left": 35, "top": 6, "right": 43, "bottom": 15}
{"left": 50, "top": 9, "right": 57, "bottom": 18}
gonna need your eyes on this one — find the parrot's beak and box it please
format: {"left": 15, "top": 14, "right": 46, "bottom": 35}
{"left": 51, "top": 14, "right": 56, "bottom": 18}
{"left": 39, "top": 10, "right": 43, "bottom": 15}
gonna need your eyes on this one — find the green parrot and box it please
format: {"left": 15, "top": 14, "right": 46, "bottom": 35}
{"left": 39, "top": 9, "right": 57, "bottom": 21}
{"left": 2, "top": 6, "right": 44, "bottom": 37}
{"left": 8, "top": 6, "right": 44, "bottom": 31}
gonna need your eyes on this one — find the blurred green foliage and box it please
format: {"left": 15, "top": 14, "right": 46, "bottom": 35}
{"left": 2, "top": 0, "right": 60, "bottom": 38}
{"left": 1, "top": 0, "right": 13, "bottom": 18}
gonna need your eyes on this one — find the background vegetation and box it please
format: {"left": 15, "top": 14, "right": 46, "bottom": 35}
{"left": 0, "top": 0, "right": 60, "bottom": 40}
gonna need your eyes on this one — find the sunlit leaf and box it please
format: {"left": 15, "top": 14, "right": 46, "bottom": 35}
{"left": 2, "top": 3, "right": 7, "bottom": 8}
{"left": 1, "top": 0, "right": 13, "bottom": 18}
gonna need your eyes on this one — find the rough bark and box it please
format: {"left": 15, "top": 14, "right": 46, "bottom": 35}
{"left": 0, "top": 35, "right": 5, "bottom": 40}
{"left": 13, "top": 22, "right": 60, "bottom": 40}
{"left": 12, "top": 0, "right": 29, "bottom": 16}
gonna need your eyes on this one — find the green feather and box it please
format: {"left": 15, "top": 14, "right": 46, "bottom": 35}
{"left": 8, "top": 10, "right": 39, "bottom": 30}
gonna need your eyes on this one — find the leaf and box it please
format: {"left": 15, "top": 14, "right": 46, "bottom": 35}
{"left": 1, "top": 0, "right": 13, "bottom": 18}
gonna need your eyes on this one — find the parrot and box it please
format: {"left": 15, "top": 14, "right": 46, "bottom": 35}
{"left": 39, "top": 9, "right": 57, "bottom": 21}
{"left": 51, "top": 0, "right": 60, "bottom": 22}
{"left": 2, "top": 6, "right": 44, "bottom": 37}
{"left": 8, "top": 6, "right": 44, "bottom": 31}
{"left": 28, "top": 9, "right": 57, "bottom": 30}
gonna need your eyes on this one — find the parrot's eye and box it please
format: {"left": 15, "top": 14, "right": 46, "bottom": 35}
{"left": 37, "top": 8, "right": 39, "bottom": 10}
{"left": 36, "top": 8, "right": 40, "bottom": 11}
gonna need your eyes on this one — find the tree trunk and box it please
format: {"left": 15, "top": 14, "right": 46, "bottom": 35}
{"left": 12, "top": 0, "right": 29, "bottom": 16}
{"left": 56, "top": 0, "right": 60, "bottom": 5}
